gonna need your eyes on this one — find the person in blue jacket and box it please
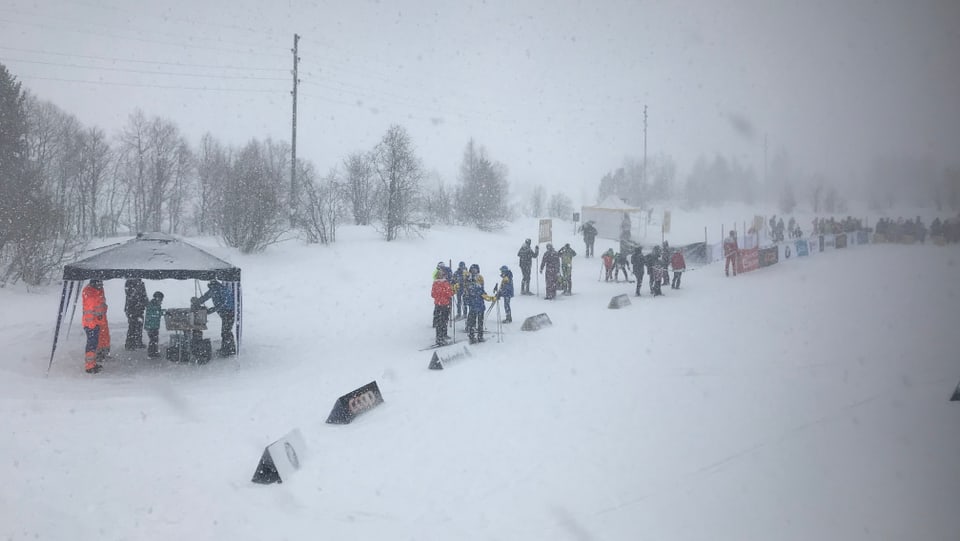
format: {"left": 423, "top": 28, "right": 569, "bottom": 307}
{"left": 463, "top": 264, "right": 487, "bottom": 343}
{"left": 494, "top": 265, "right": 514, "bottom": 323}
{"left": 197, "top": 279, "right": 236, "bottom": 356}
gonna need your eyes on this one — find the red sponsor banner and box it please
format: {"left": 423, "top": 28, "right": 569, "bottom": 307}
{"left": 736, "top": 248, "right": 760, "bottom": 274}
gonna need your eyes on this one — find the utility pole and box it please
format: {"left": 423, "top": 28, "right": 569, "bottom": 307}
{"left": 290, "top": 33, "right": 300, "bottom": 226}
{"left": 764, "top": 132, "right": 768, "bottom": 188}
{"left": 643, "top": 105, "right": 648, "bottom": 189}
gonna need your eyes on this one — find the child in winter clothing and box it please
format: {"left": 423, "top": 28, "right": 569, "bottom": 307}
{"left": 431, "top": 267, "right": 454, "bottom": 345}
{"left": 602, "top": 249, "right": 615, "bottom": 281}
{"left": 495, "top": 265, "right": 514, "bottom": 323}
{"left": 464, "top": 264, "right": 487, "bottom": 343}
{"left": 144, "top": 291, "right": 164, "bottom": 358}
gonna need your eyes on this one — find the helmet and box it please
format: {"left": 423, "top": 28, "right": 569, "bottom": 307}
{"left": 458, "top": 261, "right": 466, "bottom": 268}
{"left": 546, "top": 243, "right": 553, "bottom": 250}
{"left": 436, "top": 261, "right": 444, "bottom": 269}
{"left": 89, "top": 279, "right": 102, "bottom": 287}
{"left": 524, "top": 238, "right": 531, "bottom": 244}
{"left": 153, "top": 291, "right": 164, "bottom": 300}
{"left": 500, "top": 265, "right": 509, "bottom": 273}
{"left": 469, "top": 264, "right": 480, "bottom": 273}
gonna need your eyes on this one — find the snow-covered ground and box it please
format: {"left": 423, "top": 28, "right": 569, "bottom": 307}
{"left": 2, "top": 213, "right": 959, "bottom": 540}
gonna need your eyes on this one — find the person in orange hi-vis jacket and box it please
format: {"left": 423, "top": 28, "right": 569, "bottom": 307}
{"left": 82, "top": 279, "right": 109, "bottom": 374}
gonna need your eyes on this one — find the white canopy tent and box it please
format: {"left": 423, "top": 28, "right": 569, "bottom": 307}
{"left": 580, "top": 196, "right": 644, "bottom": 241}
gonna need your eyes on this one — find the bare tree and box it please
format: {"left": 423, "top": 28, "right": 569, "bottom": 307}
{"left": 219, "top": 139, "right": 288, "bottom": 253}
{"left": 371, "top": 125, "right": 423, "bottom": 241}
{"left": 194, "top": 133, "right": 230, "bottom": 235}
{"left": 301, "top": 163, "right": 346, "bottom": 244}
{"left": 343, "top": 150, "right": 376, "bottom": 225}
{"left": 547, "top": 192, "right": 574, "bottom": 219}
{"left": 528, "top": 184, "right": 546, "bottom": 218}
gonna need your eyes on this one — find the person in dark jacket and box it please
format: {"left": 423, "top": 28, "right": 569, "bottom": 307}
{"left": 516, "top": 240, "right": 539, "bottom": 295}
{"left": 197, "top": 279, "right": 236, "bottom": 356}
{"left": 144, "top": 291, "right": 165, "bottom": 358}
{"left": 579, "top": 221, "right": 597, "bottom": 257}
{"left": 539, "top": 243, "right": 561, "bottom": 300}
{"left": 464, "top": 264, "right": 487, "bottom": 343}
{"left": 494, "top": 265, "right": 514, "bottom": 323}
{"left": 630, "top": 246, "right": 645, "bottom": 296}
{"left": 452, "top": 261, "right": 469, "bottom": 319}
{"left": 614, "top": 250, "right": 631, "bottom": 282}
{"left": 124, "top": 278, "right": 148, "bottom": 350}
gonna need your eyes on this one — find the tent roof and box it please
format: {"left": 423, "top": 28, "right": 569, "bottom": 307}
{"left": 62, "top": 233, "right": 241, "bottom": 281}
{"left": 585, "top": 195, "right": 642, "bottom": 211}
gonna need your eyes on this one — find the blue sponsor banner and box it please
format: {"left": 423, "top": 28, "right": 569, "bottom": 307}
{"left": 795, "top": 240, "right": 810, "bottom": 257}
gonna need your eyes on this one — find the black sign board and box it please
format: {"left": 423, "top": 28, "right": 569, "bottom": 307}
{"left": 251, "top": 428, "right": 306, "bottom": 484}
{"left": 758, "top": 246, "right": 779, "bottom": 267}
{"left": 326, "top": 381, "right": 385, "bottom": 424}
{"left": 951, "top": 381, "right": 960, "bottom": 402}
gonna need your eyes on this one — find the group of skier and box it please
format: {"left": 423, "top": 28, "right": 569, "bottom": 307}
{"left": 429, "top": 235, "right": 689, "bottom": 346}
{"left": 600, "top": 241, "right": 687, "bottom": 296}
{"left": 431, "top": 261, "right": 514, "bottom": 346}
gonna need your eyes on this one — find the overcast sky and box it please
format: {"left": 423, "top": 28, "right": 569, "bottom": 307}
{"left": 2, "top": 0, "right": 958, "bottom": 202}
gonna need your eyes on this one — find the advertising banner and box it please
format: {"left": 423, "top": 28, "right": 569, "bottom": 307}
{"left": 857, "top": 230, "right": 869, "bottom": 244}
{"left": 835, "top": 233, "right": 848, "bottom": 248}
{"left": 737, "top": 248, "right": 760, "bottom": 274}
{"left": 758, "top": 246, "right": 779, "bottom": 267}
{"left": 795, "top": 239, "right": 810, "bottom": 257}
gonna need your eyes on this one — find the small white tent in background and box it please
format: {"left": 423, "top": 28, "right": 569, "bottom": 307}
{"left": 580, "top": 196, "right": 644, "bottom": 241}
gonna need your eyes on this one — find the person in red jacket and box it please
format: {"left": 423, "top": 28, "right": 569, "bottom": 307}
{"left": 431, "top": 266, "right": 455, "bottom": 346}
{"left": 81, "top": 279, "right": 110, "bottom": 374}
{"left": 670, "top": 248, "right": 686, "bottom": 289}
{"left": 723, "top": 230, "right": 739, "bottom": 277}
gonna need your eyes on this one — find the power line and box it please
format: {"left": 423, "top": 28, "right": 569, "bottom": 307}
{"left": 4, "top": 57, "right": 288, "bottom": 81}
{"left": 0, "top": 17, "right": 288, "bottom": 59}
{"left": 0, "top": 45, "right": 287, "bottom": 73}
{"left": 15, "top": 74, "right": 286, "bottom": 93}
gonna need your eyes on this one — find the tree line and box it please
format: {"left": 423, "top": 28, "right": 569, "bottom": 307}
{"left": 0, "top": 63, "right": 520, "bottom": 285}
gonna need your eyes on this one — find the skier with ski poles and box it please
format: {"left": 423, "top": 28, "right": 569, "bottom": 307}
{"left": 431, "top": 265, "right": 455, "bottom": 346}
{"left": 516, "top": 239, "right": 538, "bottom": 295}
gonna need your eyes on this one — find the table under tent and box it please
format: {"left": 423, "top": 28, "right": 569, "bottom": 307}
{"left": 48, "top": 233, "right": 242, "bottom": 372}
